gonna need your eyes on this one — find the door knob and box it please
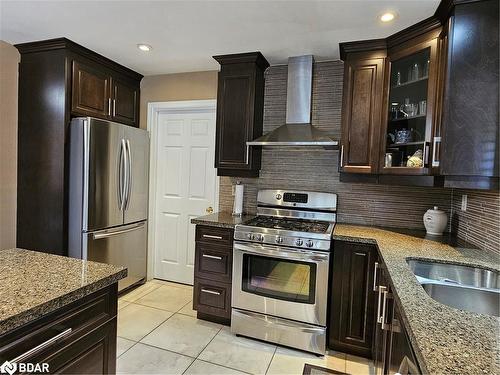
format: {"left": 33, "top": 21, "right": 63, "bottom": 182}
{"left": 206, "top": 206, "right": 214, "bottom": 214}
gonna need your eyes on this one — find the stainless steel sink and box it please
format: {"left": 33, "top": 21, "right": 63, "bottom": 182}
{"left": 407, "top": 259, "right": 500, "bottom": 317}
{"left": 407, "top": 259, "right": 499, "bottom": 289}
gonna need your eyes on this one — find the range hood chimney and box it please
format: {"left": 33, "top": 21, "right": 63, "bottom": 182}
{"left": 247, "top": 55, "right": 338, "bottom": 147}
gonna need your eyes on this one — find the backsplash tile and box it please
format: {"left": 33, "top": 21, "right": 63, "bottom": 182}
{"left": 218, "top": 60, "right": 499, "bottom": 254}
{"left": 451, "top": 189, "right": 500, "bottom": 255}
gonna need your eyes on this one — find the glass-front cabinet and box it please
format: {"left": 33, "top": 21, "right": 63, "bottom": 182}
{"left": 380, "top": 38, "right": 440, "bottom": 175}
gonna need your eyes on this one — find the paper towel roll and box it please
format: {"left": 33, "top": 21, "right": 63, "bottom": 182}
{"left": 232, "top": 184, "right": 244, "bottom": 216}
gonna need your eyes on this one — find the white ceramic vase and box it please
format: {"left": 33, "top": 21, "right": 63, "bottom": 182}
{"left": 423, "top": 206, "right": 448, "bottom": 235}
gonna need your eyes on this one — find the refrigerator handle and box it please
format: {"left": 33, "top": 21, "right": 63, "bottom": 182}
{"left": 119, "top": 139, "right": 127, "bottom": 211}
{"left": 124, "top": 139, "right": 132, "bottom": 210}
{"left": 93, "top": 222, "right": 145, "bottom": 240}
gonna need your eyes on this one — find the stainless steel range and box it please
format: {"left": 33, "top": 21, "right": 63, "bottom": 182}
{"left": 231, "top": 189, "right": 337, "bottom": 355}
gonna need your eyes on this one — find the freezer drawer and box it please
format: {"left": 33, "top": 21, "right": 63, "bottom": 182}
{"left": 85, "top": 221, "right": 147, "bottom": 291}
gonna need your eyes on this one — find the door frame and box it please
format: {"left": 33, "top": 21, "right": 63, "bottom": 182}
{"left": 147, "top": 100, "right": 219, "bottom": 281}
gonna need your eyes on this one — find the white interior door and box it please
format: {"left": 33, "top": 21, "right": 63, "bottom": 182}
{"left": 153, "top": 108, "right": 217, "bottom": 284}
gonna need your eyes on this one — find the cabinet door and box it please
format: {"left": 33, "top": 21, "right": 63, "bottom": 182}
{"left": 340, "top": 55, "right": 385, "bottom": 174}
{"left": 440, "top": 0, "right": 499, "bottom": 182}
{"left": 386, "top": 303, "right": 421, "bottom": 375}
{"left": 379, "top": 36, "right": 440, "bottom": 175}
{"left": 329, "top": 241, "right": 376, "bottom": 357}
{"left": 72, "top": 60, "right": 111, "bottom": 118}
{"left": 215, "top": 69, "right": 257, "bottom": 174}
{"left": 111, "top": 77, "right": 139, "bottom": 127}
{"left": 373, "top": 266, "right": 389, "bottom": 375}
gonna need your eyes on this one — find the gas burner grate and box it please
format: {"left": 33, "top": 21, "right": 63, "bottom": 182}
{"left": 245, "top": 216, "right": 331, "bottom": 233}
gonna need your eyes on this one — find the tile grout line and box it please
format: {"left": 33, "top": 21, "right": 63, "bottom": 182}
{"left": 116, "top": 338, "right": 140, "bottom": 360}
{"left": 119, "top": 283, "right": 162, "bottom": 303}
{"left": 125, "top": 299, "right": 188, "bottom": 314}
{"left": 264, "top": 345, "right": 278, "bottom": 375}
{"left": 192, "top": 358, "right": 254, "bottom": 375}
{"left": 188, "top": 326, "right": 254, "bottom": 375}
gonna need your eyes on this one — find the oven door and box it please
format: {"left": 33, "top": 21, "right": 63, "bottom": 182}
{"left": 232, "top": 241, "right": 329, "bottom": 326}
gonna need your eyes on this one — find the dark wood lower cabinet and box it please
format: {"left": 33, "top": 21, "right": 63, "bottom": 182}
{"left": 372, "top": 261, "right": 421, "bottom": 375}
{"left": 329, "top": 240, "right": 377, "bottom": 357}
{"left": 193, "top": 225, "right": 234, "bottom": 325}
{"left": 0, "top": 284, "right": 118, "bottom": 374}
{"left": 330, "top": 241, "right": 421, "bottom": 374}
{"left": 386, "top": 303, "right": 420, "bottom": 375}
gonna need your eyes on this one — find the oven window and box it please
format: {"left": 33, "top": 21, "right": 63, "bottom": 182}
{"left": 242, "top": 254, "right": 316, "bottom": 304}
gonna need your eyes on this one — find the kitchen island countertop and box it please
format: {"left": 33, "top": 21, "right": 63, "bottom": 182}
{"left": 0, "top": 248, "right": 127, "bottom": 335}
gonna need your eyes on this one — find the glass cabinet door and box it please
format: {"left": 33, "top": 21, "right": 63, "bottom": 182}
{"left": 381, "top": 39, "right": 439, "bottom": 174}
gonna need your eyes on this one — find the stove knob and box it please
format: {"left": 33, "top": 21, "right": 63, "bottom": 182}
{"left": 276, "top": 193, "right": 282, "bottom": 200}
{"left": 255, "top": 234, "right": 263, "bottom": 242}
{"left": 276, "top": 236, "right": 283, "bottom": 244}
{"left": 247, "top": 233, "right": 254, "bottom": 240}
{"left": 295, "top": 239, "right": 303, "bottom": 246}
{"left": 306, "top": 240, "right": 314, "bottom": 248}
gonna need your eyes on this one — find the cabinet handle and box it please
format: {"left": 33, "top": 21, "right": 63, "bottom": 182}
{"left": 432, "top": 136, "right": 441, "bottom": 167}
{"left": 11, "top": 328, "right": 72, "bottom": 363}
{"left": 108, "top": 98, "right": 112, "bottom": 116}
{"left": 423, "top": 142, "right": 430, "bottom": 166}
{"left": 201, "top": 288, "right": 221, "bottom": 295}
{"left": 113, "top": 99, "right": 116, "bottom": 116}
{"left": 202, "top": 254, "right": 223, "bottom": 260}
{"left": 340, "top": 145, "right": 344, "bottom": 167}
{"left": 381, "top": 290, "right": 389, "bottom": 330}
{"left": 376, "top": 285, "right": 386, "bottom": 324}
{"left": 373, "top": 262, "right": 379, "bottom": 292}
{"left": 203, "top": 234, "right": 223, "bottom": 240}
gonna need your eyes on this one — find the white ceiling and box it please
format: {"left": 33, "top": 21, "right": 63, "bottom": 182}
{"left": 0, "top": 0, "right": 439, "bottom": 76}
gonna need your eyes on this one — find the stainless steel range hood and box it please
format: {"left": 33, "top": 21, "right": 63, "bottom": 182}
{"left": 247, "top": 55, "right": 338, "bottom": 147}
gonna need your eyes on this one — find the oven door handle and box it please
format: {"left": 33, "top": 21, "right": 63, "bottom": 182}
{"left": 234, "top": 242, "right": 329, "bottom": 263}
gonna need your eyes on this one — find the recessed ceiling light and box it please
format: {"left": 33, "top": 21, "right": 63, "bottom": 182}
{"left": 137, "top": 44, "right": 152, "bottom": 52}
{"left": 380, "top": 12, "right": 396, "bottom": 22}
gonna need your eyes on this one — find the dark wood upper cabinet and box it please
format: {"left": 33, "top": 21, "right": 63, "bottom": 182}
{"left": 379, "top": 32, "right": 442, "bottom": 176}
{"left": 15, "top": 38, "right": 142, "bottom": 255}
{"left": 213, "top": 52, "right": 269, "bottom": 177}
{"left": 111, "top": 77, "right": 139, "bottom": 126}
{"left": 72, "top": 60, "right": 111, "bottom": 118}
{"left": 339, "top": 0, "right": 498, "bottom": 189}
{"left": 340, "top": 52, "right": 385, "bottom": 174}
{"left": 329, "top": 240, "right": 377, "bottom": 357}
{"left": 440, "top": 0, "right": 499, "bottom": 189}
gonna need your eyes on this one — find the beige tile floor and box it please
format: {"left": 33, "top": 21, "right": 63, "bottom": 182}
{"left": 117, "top": 280, "right": 374, "bottom": 375}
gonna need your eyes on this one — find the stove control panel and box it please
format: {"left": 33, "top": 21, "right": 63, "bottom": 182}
{"left": 234, "top": 231, "right": 331, "bottom": 251}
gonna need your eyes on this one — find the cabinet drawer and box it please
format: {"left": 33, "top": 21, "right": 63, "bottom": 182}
{"left": 194, "top": 278, "right": 231, "bottom": 319}
{"left": 195, "top": 243, "right": 232, "bottom": 283}
{"left": 196, "top": 226, "right": 234, "bottom": 247}
{"left": 0, "top": 285, "right": 116, "bottom": 364}
{"left": 41, "top": 318, "right": 116, "bottom": 375}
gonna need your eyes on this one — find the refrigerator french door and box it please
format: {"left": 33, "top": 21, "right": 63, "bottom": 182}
{"left": 69, "top": 117, "right": 149, "bottom": 291}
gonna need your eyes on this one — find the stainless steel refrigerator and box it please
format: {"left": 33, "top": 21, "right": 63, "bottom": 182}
{"left": 68, "top": 117, "right": 149, "bottom": 291}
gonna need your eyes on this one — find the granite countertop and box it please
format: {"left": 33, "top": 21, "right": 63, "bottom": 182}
{"left": 333, "top": 224, "right": 499, "bottom": 375}
{"left": 191, "top": 211, "right": 255, "bottom": 228}
{"left": 0, "top": 248, "right": 127, "bottom": 335}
